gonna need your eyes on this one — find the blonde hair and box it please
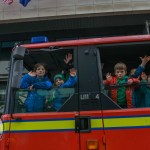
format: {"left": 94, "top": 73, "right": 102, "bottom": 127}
{"left": 114, "top": 62, "right": 127, "bottom": 71}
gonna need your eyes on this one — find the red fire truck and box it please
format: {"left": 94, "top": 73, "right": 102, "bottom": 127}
{"left": 0, "top": 34, "right": 150, "bottom": 150}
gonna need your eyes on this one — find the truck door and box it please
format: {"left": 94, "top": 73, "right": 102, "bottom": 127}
{"left": 7, "top": 46, "right": 80, "bottom": 150}
{"left": 76, "top": 46, "right": 119, "bottom": 150}
{"left": 98, "top": 43, "right": 150, "bottom": 150}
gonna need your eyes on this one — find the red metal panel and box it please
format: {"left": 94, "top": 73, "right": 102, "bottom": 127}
{"left": 7, "top": 112, "right": 80, "bottom": 150}
{"left": 102, "top": 108, "right": 150, "bottom": 150}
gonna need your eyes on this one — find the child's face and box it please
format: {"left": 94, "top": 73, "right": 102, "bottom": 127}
{"left": 141, "top": 72, "right": 147, "bottom": 80}
{"left": 55, "top": 78, "right": 64, "bottom": 87}
{"left": 115, "top": 69, "right": 126, "bottom": 79}
{"left": 35, "top": 65, "right": 46, "bottom": 77}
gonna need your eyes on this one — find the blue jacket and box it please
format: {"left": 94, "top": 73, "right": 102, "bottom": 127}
{"left": 140, "top": 80, "right": 150, "bottom": 107}
{"left": 131, "top": 65, "right": 145, "bottom": 108}
{"left": 51, "top": 75, "right": 77, "bottom": 111}
{"left": 131, "top": 65, "right": 144, "bottom": 78}
{"left": 20, "top": 74, "right": 52, "bottom": 112}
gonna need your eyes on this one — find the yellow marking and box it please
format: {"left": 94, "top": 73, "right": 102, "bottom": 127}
{"left": 11, "top": 120, "right": 75, "bottom": 131}
{"left": 0, "top": 120, "right": 9, "bottom": 133}
{"left": 104, "top": 117, "right": 150, "bottom": 128}
{"left": 2, "top": 122, "right": 10, "bottom": 132}
{"left": 2, "top": 116, "right": 150, "bottom": 132}
{"left": 91, "top": 119, "right": 103, "bottom": 128}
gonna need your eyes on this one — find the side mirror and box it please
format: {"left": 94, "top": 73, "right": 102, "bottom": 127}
{"left": 11, "top": 60, "right": 23, "bottom": 88}
{"left": 13, "top": 46, "right": 26, "bottom": 60}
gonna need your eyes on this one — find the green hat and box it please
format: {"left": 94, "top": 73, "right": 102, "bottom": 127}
{"left": 54, "top": 74, "right": 64, "bottom": 82}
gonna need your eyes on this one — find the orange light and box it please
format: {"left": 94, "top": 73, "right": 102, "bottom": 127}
{"left": 87, "top": 139, "right": 98, "bottom": 150}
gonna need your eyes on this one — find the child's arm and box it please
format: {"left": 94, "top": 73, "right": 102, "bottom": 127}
{"left": 62, "top": 53, "right": 73, "bottom": 80}
{"left": 103, "top": 73, "right": 112, "bottom": 85}
{"left": 132, "top": 56, "right": 150, "bottom": 78}
{"left": 20, "top": 73, "right": 34, "bottom": 89}
{"left": 127, "top": 78, "right": 140, "bottom": 85}
{"left": 61, "top": 68, "right": 77, "bottom": 88}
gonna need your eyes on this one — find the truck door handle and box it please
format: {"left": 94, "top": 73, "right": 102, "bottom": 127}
{"left": 75, "top": 116, "right": 91, "bottom": 133}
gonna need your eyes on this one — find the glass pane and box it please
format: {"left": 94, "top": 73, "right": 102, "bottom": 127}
{"left": 100, "top": 43, "right": 150, "bottom": 110}
{"left": 14, "top": 49, "right": 78, "bottom": 113}
{"left": 14, "top": 88, "right": 75, "bottom": 113}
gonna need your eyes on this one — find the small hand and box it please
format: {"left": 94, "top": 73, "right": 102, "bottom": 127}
{"left": 61, "top": 70, "right": 65, "bottom": 74}
{"left": 64, "top": 53, "right": 72, "bottom": 64}
{"left": 127, "top": 79, "right": 133, "bottom": 85}
{"left": 28, "top": 71, "right": 36, "bottom": 77}
{"left": 106, "top": 72, "right": 112, "bottom": 81}
{"left": 29, "top": 85, "right": 34, "bottom": 90}
{"left": 140, "top": 55, "right": 150, "bottom": 67}
{"left": 70, "top": 68, "right": 77, "bottom": 77}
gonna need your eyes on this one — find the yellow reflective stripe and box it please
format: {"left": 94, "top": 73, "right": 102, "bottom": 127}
{"left": 11, "top": 119, "right": 104, "bottom": 131}
{"left": 91, "top": 119, "right": 103, "bottom": 128}
{"left": 11, "top": 120, "right": 75, "bottom": 131}
{"left": 3, "top": 122, "right": 9, "bottom": 132}
{"left": 0, "top": 122, "right": 10, "bottom": 132}
{"left": 3, "top": 116, "right": 150, "bottom": 132}
{"left": 104, "top": 117, "right": 150, "bottom": 128}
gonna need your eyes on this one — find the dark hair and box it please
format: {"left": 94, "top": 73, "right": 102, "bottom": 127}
{"left": 33, "top": 63, "right": 48, "bottom": 72}
{"left": 114, "top": 62, "right": 127, "bottom": 71}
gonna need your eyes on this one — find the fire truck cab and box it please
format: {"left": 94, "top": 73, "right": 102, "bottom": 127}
{"left": 0, "top": 35, "right": 150, "bottom": 150}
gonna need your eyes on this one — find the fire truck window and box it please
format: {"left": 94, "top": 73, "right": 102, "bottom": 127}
{"left": 100, "top": 43, "right": 150, "bottom": 110}
{"left": 14, "top": 49, "right": 78, "bottom": 113}
{"left": 14, "top": 88, "right": 76, "bottom": 113}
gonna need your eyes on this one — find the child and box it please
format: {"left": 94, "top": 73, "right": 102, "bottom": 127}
{"left": 129, "top": 56, "right": 150, "bottom": 78}
{"left": 103, "top": 62, "right": 139, "bottom": 108}
{"left": 140, "top": 73, "right": 150, "bottom": 107}
{"left": 20, "top": 63, "right": 52, "bottom": 112}
{"left": 129, "top": 56, "right": 150, "bottom": 107}
{"left": 47, "top": 68, "right": 77, "bottom": 111}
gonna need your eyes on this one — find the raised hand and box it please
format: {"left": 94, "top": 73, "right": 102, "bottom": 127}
{"left": 106, "top": 72, "right": 112, "bottom": 81}
{"left": 64, "top": 53, "right": 72, "bottom": 64}
{"left": 28, "top": 71, "right": 36, "bottom": 77}
{"left": 140, "top": 55, "right": 150, "bottom": 67}
{"left": 70, "top": 68, "right": 77, "bottom": 77}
